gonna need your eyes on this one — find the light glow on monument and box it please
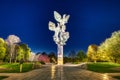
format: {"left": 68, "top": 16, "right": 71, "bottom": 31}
{"left": 48, "top": 11, "right": 70, "bottom": 65}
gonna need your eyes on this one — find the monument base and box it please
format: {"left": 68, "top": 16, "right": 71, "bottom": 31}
{"left": 57, "top": 57, "right": 63, "bottom": 65}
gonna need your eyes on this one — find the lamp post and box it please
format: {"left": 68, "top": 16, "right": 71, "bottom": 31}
{"left": 48, "top": 11, "right": 70, "bottom": 65}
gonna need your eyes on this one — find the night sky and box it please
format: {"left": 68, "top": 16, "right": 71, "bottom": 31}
{"left": 0, "top": 0, "right": 120, "bottom": 54}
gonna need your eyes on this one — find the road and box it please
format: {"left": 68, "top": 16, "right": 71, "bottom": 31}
{"left": 0, "top": 64, "right": 117, "bottom": 80}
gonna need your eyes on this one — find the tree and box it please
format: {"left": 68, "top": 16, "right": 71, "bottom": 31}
{"left": 97, "top": 42, "right": 109, "bottom": 62}
{"left": 6, "top": 35, "right": 21, "bottom": 63}
{"left": 48, "top": 52, "right": 57, "bottom": 63}
{"left": 19, "top": 43, "right": 31, "bottom": 62}
{"left": 98, "top": 30, "right": 120, "bottom": 63}
{"left": 29, "top": 52, "right": 35, "bottom": 62}
{"left": 16, "top": 46, "right": 24, "bottom": 61}
{"left": 34, "top": 52, "right": 41, "bottom": 61}
{"left": 38, "top": 52, "right": 50, "bottom": 63}
{"left": 0, "top": 38, "right": 6, "bottom": 62}
{"left": 76, "top": 50, "right": 86, "bottom": 62}
{"left": 68, "top": 50, "right": 76, "bottom": 62}
{"left": 87, "top": 44, "right": 98, "bottom": 62}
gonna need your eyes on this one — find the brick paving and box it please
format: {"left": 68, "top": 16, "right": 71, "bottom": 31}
{"left": 0, "top": 64, "right": 118, "bottom": 80}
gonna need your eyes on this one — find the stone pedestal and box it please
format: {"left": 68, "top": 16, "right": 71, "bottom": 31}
{"left": 58, "top": 57, "right": 63, "bottom": 65}
{"left": 57, "top": 45, "right": 63, "bottom": 65}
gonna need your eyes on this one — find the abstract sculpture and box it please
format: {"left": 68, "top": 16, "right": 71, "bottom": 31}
{"left": 48, "top": 11, "right": 70, "bottom": 65}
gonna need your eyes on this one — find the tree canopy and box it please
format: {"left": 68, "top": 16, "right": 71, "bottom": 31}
{"left": 76, "top": 50, "right": 86, "bottom": 62}
{"left": 0, "top": 38, "right": 6, "bottom": 61}
{"left": 97, "top": 30, "right": 120, "bottom": 63}
{"left": 0, "top": 35, "right": 31, "bottom": 63}
{"left": 87, "top": 44, "right": 98, "bottom": 62}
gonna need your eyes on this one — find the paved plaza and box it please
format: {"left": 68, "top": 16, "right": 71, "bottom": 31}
{"left": 0, "top": 64, "right": 118, "bottom": 80}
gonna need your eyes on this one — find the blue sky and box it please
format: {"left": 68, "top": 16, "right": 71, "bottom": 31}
{"left": 0, "top": 0, "right": 120, "bottom": 54}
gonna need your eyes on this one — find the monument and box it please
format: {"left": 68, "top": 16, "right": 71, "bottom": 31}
{"left": 48, "top": 11, "right": 70, "bottom": 65}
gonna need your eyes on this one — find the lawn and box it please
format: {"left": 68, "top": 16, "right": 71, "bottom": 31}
{"left": 113, "top": 76, "right": 120, "bottom": 79}
{"left": 87, "top": 62, "right": 120, "bottom": 73}
{"left": 0, "top": 63, "right": 34, "bottom": 73}
{"left": 0, "top": 76, "right": 9, "bottom": 80}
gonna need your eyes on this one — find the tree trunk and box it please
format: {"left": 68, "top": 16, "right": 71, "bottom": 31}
{"left": 114, "top": 59, "right": 117, "bottom": 63}
{"left": 94, "top": 60, "right": 96, "bottom": 63}
{"left": 9, "top": 44, "right": 15, "bottom": 63}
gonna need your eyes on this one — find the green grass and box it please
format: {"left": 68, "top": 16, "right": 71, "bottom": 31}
{"left": 87, "top": 62, "right": 120, "bottom": 73}
{"left": 113, "top": 76, "right": 120, "bottom": 79}
{"left": 0, "top": 63, "right": 34, "bottom": 73}
{"left": 0, "top": 76, "right": 9, "bottom": 80}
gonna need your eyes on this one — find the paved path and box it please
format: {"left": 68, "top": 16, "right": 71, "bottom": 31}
{"left": 0, "top": 64, "right": 118, "bottom": 80}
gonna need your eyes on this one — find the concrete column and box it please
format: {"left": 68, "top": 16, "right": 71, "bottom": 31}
{"left": 57, "top": 44, "right": 63, "bottom": 65}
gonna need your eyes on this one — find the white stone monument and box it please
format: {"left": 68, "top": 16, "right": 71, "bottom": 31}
{"left": 48, "top": 11, "right": 70, "bottom": 65}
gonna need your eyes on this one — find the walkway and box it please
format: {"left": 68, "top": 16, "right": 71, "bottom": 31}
{"left": 0, "top": 64, "right": 118, "bottom": 80}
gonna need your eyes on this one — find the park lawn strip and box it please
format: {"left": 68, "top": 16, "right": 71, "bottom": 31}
{"left": 87, "top": 62, "right": 120, "bottom": 73}
{"left": 0, "top": 63, "right": 33, "bottom": 73}
{"left": 0, "top": 76, "right": 9, "bottom": 79}
{"left": 112, "top": 76, "right": 120, "bottom": 79}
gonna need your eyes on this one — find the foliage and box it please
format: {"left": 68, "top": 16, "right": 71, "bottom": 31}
{"left": 33, "top": 52, "right": 50, "bottom": 63}
{"left": 0, "top": 38, "right": 6, "bottom": 61}
{"left": 87, "top": 44, "right": 98, "bottom": 62}
{"left": 29, "top": 52, "right": 35, "bottom": 61}
{"left": 0, "top": 47, "right": 6, "bottom": 60}
{"left": 48, "top": 52, "right": 57, "bottom": 63}
{"left": 0, "top": 35, "right": 31, "bottom": 63}
{"left": 6, "top": 35, "right": 21, "bottom": 63}
{"left": 64, "top": 56, "right": 71, "bottom": 63}
{"left": 72, "top": 62, "right": 80, "bottom": 64}
{"left": 68, "top": 50, "right": 76, "bottom": 62}
{"left": 64, "top": 50, "right": 87, "bottom": 63}
{"left": 87, "top": 62, "right": 120, "bottom": 73}
{"left": 19, "top": 44, "right": 31, "bottom": 61}
{"left": 39, "top": 61, "right": 45, "bottom": 64}
{"left": 97, "top": 30, "right": 120, "bottom": 63}
{"left": 38, "top": 54, "right": 50, "bottom": 63}
{"left": 6, "top": 35, "right": 21, "bottom": 44}
{"left": 76, "top": 50, "right": 87, "bottom": 62}
{"left": 97, "top": 43, "right": 110, "bottom": 61}
{"left": 16, "top": 46, "right": 24, "bottom": 61}
{"left": 33, "top": 62, "right": 42, "bottom": 69}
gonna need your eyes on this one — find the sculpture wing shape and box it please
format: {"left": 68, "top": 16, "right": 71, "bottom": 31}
{"left": 54, "top": 11, "right": 61, "bottom": 22}
{"left": 65, "top": 15, "right": 70, "bottom": 23}
{"left": 48, "top": 21, "right": 56, "bottom": 31}
{"left": 62, "top": 14, "right": 70, "bottom": 24}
